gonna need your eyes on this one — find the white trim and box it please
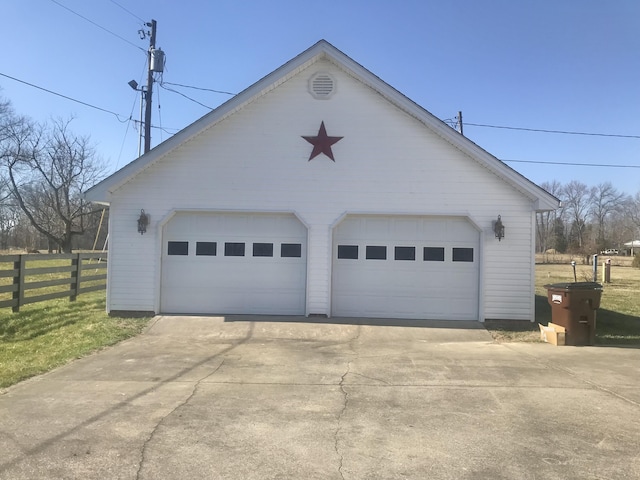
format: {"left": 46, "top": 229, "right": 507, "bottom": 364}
{"left": 530, "top": 212, "right": 537, "bottom": 322}
{"left": 324, "top": 223, "right": 332, "bottom": 318}
{"left": 330, "top": 210, "right": 482, "bottom": 231}
{"left": 478, "top": 227, "right": 485, "bottom": 323}
{"left": 326, "top": 213, "right": 348, "bottom": 318}
{"left": 153, "top": 217, "right": 163, "bottom": 314}
{"left": 303, "top": 225, "right": 311, "bottom": 317}
{"left": 105, "top": 212, "right": 113, "bottom": 313}
{"left": 156, "top": 207, "right": 311, "bottom": 228}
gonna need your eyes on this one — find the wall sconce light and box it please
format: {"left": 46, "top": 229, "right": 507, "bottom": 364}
{"left": 493, "top": 215, "right": 505, "bottom": 241}
{"left": 137, "top": 209, "right": 149, "bottom": 235}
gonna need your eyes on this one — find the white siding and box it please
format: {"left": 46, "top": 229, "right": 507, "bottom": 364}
{"left": 106, "top": 59, "right": 537, "bottom": 320}
{"left": 106, "top": 198, "right": 158, "bottom": 312}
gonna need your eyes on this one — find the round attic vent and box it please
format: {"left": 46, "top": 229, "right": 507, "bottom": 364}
{"left": 309, "top": 72, "right": 335, "bottom": 99}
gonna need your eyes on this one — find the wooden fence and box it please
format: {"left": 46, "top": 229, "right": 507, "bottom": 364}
{"left": 0, "top": 253, "right": 107, "bottom": 312}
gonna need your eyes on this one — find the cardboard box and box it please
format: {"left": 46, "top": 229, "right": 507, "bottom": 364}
{"left": 539, "top": 322, "right": 566, "bottom": 346}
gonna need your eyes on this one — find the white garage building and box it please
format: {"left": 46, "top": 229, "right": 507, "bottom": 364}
{"left": 85, "top": 40, "right": 559, "bottom": 322}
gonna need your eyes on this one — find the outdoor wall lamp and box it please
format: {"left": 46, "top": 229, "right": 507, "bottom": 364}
{"left": 137, "top": 209, "right": 149, "bottom": 235}
{"left": 493, "top": 215, "right": 505, "bottom": 241}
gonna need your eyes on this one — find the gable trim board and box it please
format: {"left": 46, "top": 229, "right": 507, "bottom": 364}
{"left": 86, "top": 40, "right": 560, "bottom": 322}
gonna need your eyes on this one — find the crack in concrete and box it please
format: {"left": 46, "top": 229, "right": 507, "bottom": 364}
{"left": 334, "top": 326, "right": 359, "bottom": 480}
{"left": 335, "top": 361, "right": 351, "bottom": 480}
{"left": 347, "top": 325, "right": 362, "bottom": 353}
{"left": 135, "top": 360, "right": 225, "bottom": 480}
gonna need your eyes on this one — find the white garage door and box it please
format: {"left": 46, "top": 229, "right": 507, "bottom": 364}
{"left": 161, "top": 212, "right": 307, "bottom": 315}
{"left": 332, "top": 216, "right": 479, "bottom": 320}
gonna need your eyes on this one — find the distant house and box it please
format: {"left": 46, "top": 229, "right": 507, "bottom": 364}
{"left": 85, "top": 40, "right": 559, "bottom": 321}
{"left": 623, "top": 240, "right": 640, "bottom": 256}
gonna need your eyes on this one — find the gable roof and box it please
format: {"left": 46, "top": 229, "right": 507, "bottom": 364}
{"left": 85, "top": 40, "right": 559, "bottom": 211}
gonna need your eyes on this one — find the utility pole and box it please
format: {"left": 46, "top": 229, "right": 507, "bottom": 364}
{"left": 128, "top": 20, "right": 163, "bottom": 156}
{"left": 144, "top": 19, "right": 157, "bottom": 154}
{"left": 457, "top": 111, "right": 464, "bottom": 136}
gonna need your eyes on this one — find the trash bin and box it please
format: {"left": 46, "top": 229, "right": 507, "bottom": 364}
{"left": 543, "top": 282, "right": 603, "bottom": 346}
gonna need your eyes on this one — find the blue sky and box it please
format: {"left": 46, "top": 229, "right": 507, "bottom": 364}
{"left": 2, "top": 1, "right": 639, "bottom": 195}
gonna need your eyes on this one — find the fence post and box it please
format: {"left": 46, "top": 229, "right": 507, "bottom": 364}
{"left": 11, "top": 256, "right": 25, "bottom": 313}
{"left": 70, "top": 254, "right": 80, "bottom": 302}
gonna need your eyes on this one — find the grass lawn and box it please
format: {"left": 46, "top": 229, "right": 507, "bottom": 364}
{"left": 0, "top": 291, "right": 150, "bottom": 389}
{"left": 486, "top": 263, "right": 640, "bottom": 345}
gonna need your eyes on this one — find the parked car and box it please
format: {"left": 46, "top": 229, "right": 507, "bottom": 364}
{"left": 600, "top": 249, "right": 619, "bottom": 255}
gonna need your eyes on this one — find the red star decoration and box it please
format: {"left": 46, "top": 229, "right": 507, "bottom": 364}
{"left": 302, "top": 121, "right": 343, "bottom": 161}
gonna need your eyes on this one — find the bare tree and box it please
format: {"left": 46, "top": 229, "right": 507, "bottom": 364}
{"left": 0, "top": 104, "right": 36, "bottom": 249}
{"left": 624, "top": 192, "right": 640, "bottom": 245}
{"left": 562, "top": 180, "right": 594, "bottom": 252}
{"left": 1, "top": 113, "right": 105, "bottom": 253}
{"left": 536, "top": 180, "right": 562, "bottom": 252}
{"left": 590, "top": 182, "right": 624, "bottom": 248}
{"left": 0, "top": 181, "right": 20, "bottom": 249}
{"left": 609, "top": 204, "right": 634, "bottom": 250}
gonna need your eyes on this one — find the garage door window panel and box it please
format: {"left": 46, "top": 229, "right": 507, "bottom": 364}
{"left": 338, "top": 245, "right": 359, "bottom": 259}
{"left": 453, "top": 247, "right": 474, "bottom": 262}
{"left": 281, "top": 243, "right": 302, "bottom": 258}
{"left": 394, "top": 246, "right": 415, "bottom": 261}
{"left": 366, "top": 245, "right": 387, "bottom": 260}
{"left": 423, "top": 247, "right": 445, "bottom": 262}
{"left": 196, "top": 242, "right": 217, "bottom": 256}
{"left": 225, "top": 242, "right": 246, "bottom": 257}
{"left": 168, "top": 241, "right": 189, "bottom": 256}
{"left": 253, "top": 243, "right": 274, "bottom": 257}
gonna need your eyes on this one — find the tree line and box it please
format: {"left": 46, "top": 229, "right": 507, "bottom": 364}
{"left": 0, "top": 97, "right": 106, "bottom": 253}
{"left": 536, "top": 180, "right": 640, "bottom": 257}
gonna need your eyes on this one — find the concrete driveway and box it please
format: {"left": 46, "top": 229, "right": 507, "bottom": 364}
{"left": 1, "top": 316, "right": 639, "bottom": 480}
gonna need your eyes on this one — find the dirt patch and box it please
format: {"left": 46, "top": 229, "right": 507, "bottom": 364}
{"left": 484, "top": 319, "right": 542, "bottom": 343}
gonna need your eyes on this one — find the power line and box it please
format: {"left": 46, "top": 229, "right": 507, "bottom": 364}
{"left": 49, "top": 0, "right": 145, "bottom": 53}
{"left": 152, "top": 125, "right": 179, "bottom": 134}
{"left": 502, "top": 159, "right": 640, "bottom": 168}
{"left": 5, "top": 66, "right": 637, "bottom": 167}
{"left": 159, "top": 83, "right": 213, "bottom": 110}
{"left": 0, "top": 71, "right": 128, "bottom": 122}
{"left": 114, "top": 62, "right": 148, "bottom": 171}
{"left": 114, "top": 109, "right": 133, "bottom": 172}
{"left": 0, "top": 70, "right": 180, "bottom": 133}
{"left": 161, "top": 81, "right": 236, "bottom": 96}
{"left": 466, "top": 122, "right": 640, "bottom": 139}
{"left": 107, "top": 0, "right": 145, "bottom": 23}
{"left": 157, "top": 85, "right": 164, "bottom": 143}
